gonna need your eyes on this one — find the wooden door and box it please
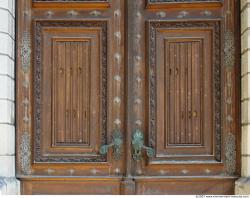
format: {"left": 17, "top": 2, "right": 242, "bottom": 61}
{"left": 126, "top": 0, "right": 240, "bottom": 195}
{"left": 16, "top": 0, "right": 125, "bottom": 195}
{"left": 17, "top": 0, "right": 240, "bottom": 195}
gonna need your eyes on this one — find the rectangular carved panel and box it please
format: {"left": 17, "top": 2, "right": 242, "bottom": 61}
{"left": 34, "top": 21, "right": 107, "bottom": 163}
{"left": 166, "top": 40, "right": 202, "bottom": 146}
{"left": 52, "top": 39, "right": 91, "bottom": 146}
{"left": 148, "top": 21, "right": 221, "bottom": 162}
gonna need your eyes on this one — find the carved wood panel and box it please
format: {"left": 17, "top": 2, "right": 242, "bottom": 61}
{"left": 34, "top": 21, "right": 107, "bottom": 163}
{"left": 148, "top": 21, "right": 220, "bottom": 162}
{"left": 127, "top": 0, "right": 240, "bottom": 185}
{"left": 52, "top": 39, "right": 91, "bottom": 146}
{"left": 167, "top": 40, "right": 203, "bottom": 146}
{"left": 17, "top": 0, "right": 125, "bottom": 180}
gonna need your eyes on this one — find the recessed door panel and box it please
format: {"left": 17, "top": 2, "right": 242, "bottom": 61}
{"left": 37, "top": 23, "right": 105, "bottom": 162}
{"left": 151, "top": 24, "right": 216, "bottom": 161}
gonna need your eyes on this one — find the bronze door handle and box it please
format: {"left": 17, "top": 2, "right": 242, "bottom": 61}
{"left": 132, "top": 129, "right": 155, "bottom": 161}
{"left": 99, "top": 129, "right": 123, "bottom": 160}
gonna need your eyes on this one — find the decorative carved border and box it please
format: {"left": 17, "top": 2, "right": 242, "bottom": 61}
{"left": 20, "top": 32, "right": 31, "bottom": 73}
{"left": 19, "top": 132, "right": 32, "bottom": 174}
{"left": 225, "top": 132, "right": 236, "bottom": 175}
{"left": 19, "top": 31, "right": 32, "bottom": 174}
{"left": 34, "top": 20, "right": 108, "bottom": 163}
{"left": 148, "top": 21, "right": 221, "bottom": 161}
{"left": 224, "top": 31, "right": 235, "bottom": 68}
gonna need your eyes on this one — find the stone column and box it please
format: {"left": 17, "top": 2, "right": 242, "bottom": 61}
{"left": 0, "top": 0, "right": 20, "bottom": 195}
{"left": 235, "top": 0, "right": 250, "bottom": 195}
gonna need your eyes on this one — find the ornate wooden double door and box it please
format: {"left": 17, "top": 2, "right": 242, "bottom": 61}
{"left": 16, "top": 0, "right": 240, "bottom": 195}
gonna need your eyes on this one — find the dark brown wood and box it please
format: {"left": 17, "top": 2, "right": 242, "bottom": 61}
{"left": 16, "top": 0, "right": 240, "bottom": 195}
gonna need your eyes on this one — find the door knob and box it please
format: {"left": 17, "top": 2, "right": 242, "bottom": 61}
{"left": 132, "top": 129, "right": 155, "bottom": 161}
{"left": 99, "top": 129, "right": 123, "bottom": 160}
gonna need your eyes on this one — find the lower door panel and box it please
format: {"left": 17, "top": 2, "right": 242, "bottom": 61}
{"left": 21, "top": 177, "right": 237, "bottom": 195}
{"left": 21, "top": 178, "right": 122, "bottom": 195}
{"left": 135, "top": 177, "right": 237, "bottom": 195}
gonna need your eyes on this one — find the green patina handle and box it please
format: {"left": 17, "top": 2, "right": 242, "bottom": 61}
{"left": 132, "top": 129, "right": 155, "bottom": 161}
{"left": 99, "top": 129, "right": 123, "bottom": 160}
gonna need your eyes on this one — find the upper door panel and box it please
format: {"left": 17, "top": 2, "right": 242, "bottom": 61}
{"left": 16, "top": 0, "right": 125, "bottom": 177}
{"left": 151, "top": 22, "right": 216, "bottom": 161}
{"left": 128, "top": 0, "right": 240, "bottom": 179}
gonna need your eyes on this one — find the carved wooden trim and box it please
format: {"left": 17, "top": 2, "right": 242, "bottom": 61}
{"left": 34, "top": 20, "right": 108, "bottom": 163}
{"left": 223, "top": 0, "right": 237, "bottom": 176}
{"left": 148, "top": 21, "right": 221, "bottom": 161}
{"left": 19, "top": 132, "right": 32, "bottom": 174}
{"left": 20, "top": 32, "right": 31, "bottom": 73}
{"left": 224, "top": 31, "right": 235, "bottom": 68}
{"left": 224, "top": 132, "right": 236, "bottom": 175}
